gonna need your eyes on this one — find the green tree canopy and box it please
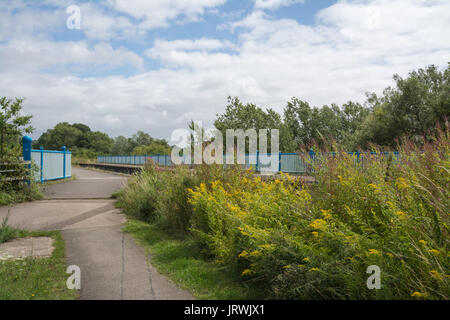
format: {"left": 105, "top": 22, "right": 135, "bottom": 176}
{"left": 0, "top": 97, "right": 33, "bottom": 160}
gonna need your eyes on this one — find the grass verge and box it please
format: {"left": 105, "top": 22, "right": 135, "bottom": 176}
{"left": 123, "top": 219, "right": 267, "bottom": 300}
{"left": 0, "top": 185, "right": 43, "bottom": 207}
{"left": 0, "top": 229, "right": 78, "bottom": 300}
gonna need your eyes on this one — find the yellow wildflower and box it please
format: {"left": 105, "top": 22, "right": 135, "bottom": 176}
{"left": 430, "top": 270, "right": 444, "bottom": 281}
{"left": 309, "top": 219, "right": 327, "bottom": 230}
{"left": 250, "top": 250, "right": 262, "bottom": 257}
{"left": 238, "top": 250, "right": 249, "bottom": 258}
{"left": 367, "top": 184, "right": 378, "bottom": 189}
{"left": 241, "top": 269, "right": 253, "bottom": 276}
{"left": 368, "top": 249, "right": 381, "bottom": 256}
{"left": 282, "top": 265, "right": 291, "bottom": 269}
{"left": 396, "top": 177, "right": 409, "bottom": 190}
{"left": 395, "top": 211, "right": 408, "bottom": 220}
{"left": 311, "top": 231, "right": 319, "bottom": 238}
{"left": 411, "top": 291, "right": 427, "bottom": 299}
{"left": 309, "top": 268, "right": 319, "bottom": 272}
{"left": 321, "top": 209, "right": 332, "bottom": 220}
{"left": 419, "top": 240, "right": 427, "bottom": 245}
{"left": 302, "top": 257, "right": 310, "bottom": 262}
{"left": 428, "top": 249, "right": 440, "bottom": 256}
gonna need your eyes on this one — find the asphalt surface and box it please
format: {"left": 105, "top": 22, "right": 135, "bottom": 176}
{"left": 0, "top": 167, "right": 193, "bottom": 300}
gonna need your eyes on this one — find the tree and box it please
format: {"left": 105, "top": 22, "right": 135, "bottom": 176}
{"left": 214, "top": 96, "right": 291, "bottom": 152}
{"left": 283, "top": 98, "right": 369, "bottom": 150}
{"left": 356, "top": 64, "right": 450, "bottom": 148}
{"left": 35, "top": 122, "right": 113, "bottom": 156}
{"left": 0, "top": 97, "right": 33, "bottom": 160}
{"left": 110, "top": 132, "right": 171, "bottom": 156}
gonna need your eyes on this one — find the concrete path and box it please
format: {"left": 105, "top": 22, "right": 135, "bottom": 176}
{"left": 0, "top": 167, "right": 193, "bottom": 300}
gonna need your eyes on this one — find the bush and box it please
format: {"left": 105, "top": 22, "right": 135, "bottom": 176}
{"left": 118, "top": 126, "right": 449, "bottom": 299}
{"left": 118, "top": 162, "right": 252, "bottom": 233}
{"left": 187, "top": 126, "right": 449, "bottom": 300}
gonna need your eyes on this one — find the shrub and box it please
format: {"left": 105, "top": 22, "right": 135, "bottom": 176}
{"left": 118, "top": 162, "right": 252, "bottom": 233}
{"left": 118, "top": 126, "right": 449, "bottom": 299}
{"left": 188, "top": 126, "right": 449, "bottom": 299}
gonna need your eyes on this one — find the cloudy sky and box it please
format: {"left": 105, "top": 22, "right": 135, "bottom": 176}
{"left": 0, "top": 0, "right": 449, "bottom": 142}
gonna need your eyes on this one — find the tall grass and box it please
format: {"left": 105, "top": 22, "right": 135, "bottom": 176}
{"left": 0, "top": 211, "right": 17, "bottom": 244}
{"left": 118, "top": 126, "right": 449, "bottom": 300}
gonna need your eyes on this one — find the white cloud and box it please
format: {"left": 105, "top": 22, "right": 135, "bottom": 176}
{"left": 0, "top": 0, "right": 449, "bottom": 142}
{"left": 109, "top": 0, "right": 227, "bottom": 30}
{"left": 0, "top": 39, "right": 144, "bottom": 72}
{"left": 254, "top": 0, "right": 305, "bottom": 10}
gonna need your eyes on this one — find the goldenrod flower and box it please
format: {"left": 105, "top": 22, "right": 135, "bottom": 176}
{"left": 309, "top": 219, "right": 327, "bottom": 230}
{"left": 241, "top": 269, "right": 253, "bottom": 276}
{"left": 396, "top": 177, "right": 409, "bottom": 190}
{"left": 411, "top": 291, "right": 427, "bottom": 299}
{"left": 428, "top": 249, "right": 440, "bottom": 255}
{"left": 430, "top": 270, "right": 444, "bottom": 281}
{"left": 311, "top": 231, "right": 319, "bottom": 238}
{"left": 368, "top": 249, "right": 381, "bottom": 256}
{"left": 238, "top": 250, "right": 249, "bottom": 258}
{"left": 395, "top": 211, "right": 408, "bottom": 220}
{"left": 250, "top": 250, "right": 262, "bottom": 257}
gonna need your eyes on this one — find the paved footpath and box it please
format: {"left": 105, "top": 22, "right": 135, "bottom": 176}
{"left": 0, "top": 167, "right": 193, "bottom": 300}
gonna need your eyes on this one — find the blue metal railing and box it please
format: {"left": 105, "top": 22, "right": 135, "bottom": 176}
{"left": 22, "top": 136, "right": 72, "bottom": 183}
{"left": 98, "top": 150, "right": 400, "bottom": 174}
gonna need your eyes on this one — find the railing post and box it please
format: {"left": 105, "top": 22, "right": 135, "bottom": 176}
{"left": 22, "top": 136, "right": 32, "bottom": 184}
{"left": 309, "top": 148, "right": 315, "bottom": 161}
{"left": 39, "top": 147, "right": 44, "bottom": 184}
{"left": 256, "top": 150, "right": 259, "bottom": 172}
{"left": 278, "top": 152, "right": 282, "bottom": 173}
{"left": 157, "top": 154, "right": 160, "bottom": 166}
{"left": 62, "top": 146, "right": 66, "bottom": 179}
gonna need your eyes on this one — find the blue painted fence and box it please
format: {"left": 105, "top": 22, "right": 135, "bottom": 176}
{"left": 98, "top": 150, "right": 400, "bottom": 174}
{"left": 22, "top": 136, "right": 72, "bottom": 183}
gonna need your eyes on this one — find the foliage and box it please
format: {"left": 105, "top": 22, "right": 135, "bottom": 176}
{"left": 117, "top": 163, "right": 253, "bottom": 234}
{"left": 0, "top": 97, "right": 33, "bottom": 160}
{"left": 283, "top": 99, "right": 369, "bottom": 150}
{"left": 186, "top": 127, "right": 449, "bottom": 299}
{"left": 356, "top": 64, "right": 450, "bottom": 148}
{"left": 214, "top": 64, "right": 449, "bottom": 152}
{"left": 111, "top": 131, "right": 171, "bottom": 156}
{"left": 36, "top": 122, "right": 113, "bottom": 157}
{"left": 214, "top": 96, "right": 294, "bottom": 153}
{"left": 0, "top": 212, "right": 17, "bottom": 244}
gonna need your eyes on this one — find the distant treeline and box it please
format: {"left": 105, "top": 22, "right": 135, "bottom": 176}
{"left": 35, "top": 63, "right": 449, "bottom": 158}
{"left": 35, "top": 125, "right": 171, "bottom": 159}
{"left": 215, "top": 64, "right": 449, "bottom": 152}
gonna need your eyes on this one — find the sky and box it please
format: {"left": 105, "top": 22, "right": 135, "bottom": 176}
{"left": 0, "top": 0, "right": 449, "bottom": 143}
